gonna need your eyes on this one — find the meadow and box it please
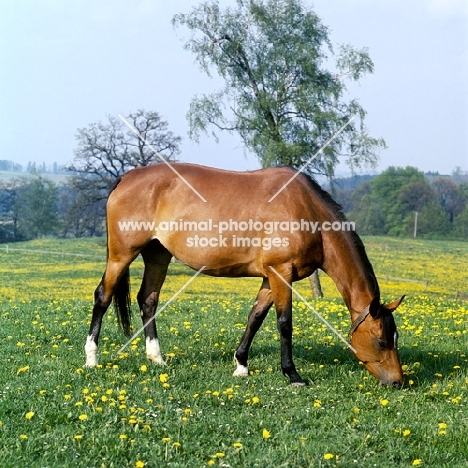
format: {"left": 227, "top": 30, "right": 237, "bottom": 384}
{"left": 0, "top": 237, "right": 467, "bottom": 467}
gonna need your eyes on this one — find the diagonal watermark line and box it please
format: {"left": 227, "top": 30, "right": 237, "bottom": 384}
{"left": 118, "top": 114, "right": 207, "bottom": 202}
{"left": 116, "top": 265, "right": 206, "bottom": 356}
{"left": 268, "top": 266, "right": 356, "bottom": 353}
{"left": 268, "top": 115, "right": 356, "bottom": 202}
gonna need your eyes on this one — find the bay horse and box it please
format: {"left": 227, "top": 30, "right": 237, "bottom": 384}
{"left": 85, "top": 163, "right": 404, "bottom": 387}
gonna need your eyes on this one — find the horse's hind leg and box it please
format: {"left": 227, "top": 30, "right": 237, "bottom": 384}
{"left": 234, "top": 278, "right": 273, "bottom": 377}
{"left": 267, "top": 266, "right": 306, "bottom": 386}
{"left": 137, "top": 240, "right": 172, "bottom": 365}
{"left": 85, "top": 257, "right": 133, "bottom": 367}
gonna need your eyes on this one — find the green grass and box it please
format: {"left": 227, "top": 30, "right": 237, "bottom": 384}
{"left": 0, "top": 237, "right": 467, "bottom": 467}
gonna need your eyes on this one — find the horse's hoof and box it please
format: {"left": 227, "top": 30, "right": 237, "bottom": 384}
{"left": 290, "top": 380, "right": 307, "bottom": 387}
{"left": 233, "top": 364, "right": 249, "bottom": 377}
{"left": 147, "top": 356, "right": 166, "bottom": 366}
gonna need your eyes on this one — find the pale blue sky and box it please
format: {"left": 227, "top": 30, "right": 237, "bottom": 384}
{"left": 1, "top": 0, "right": 467, "bottom": 175}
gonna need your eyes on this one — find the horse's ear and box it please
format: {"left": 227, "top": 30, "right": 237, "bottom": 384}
{"left": 369, "top": 296, "right": 381, "bottom": 319}
{"left": 385, "top": 295, "right": 405, "bottom": 313}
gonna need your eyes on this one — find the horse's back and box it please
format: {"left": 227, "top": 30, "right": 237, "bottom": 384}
{"left": 106, "top": 163, "right": 324, "bottom": 278}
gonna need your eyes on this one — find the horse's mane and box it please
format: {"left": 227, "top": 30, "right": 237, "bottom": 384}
{"left": 300, "top": 171, "right": 380, "bottom": 298}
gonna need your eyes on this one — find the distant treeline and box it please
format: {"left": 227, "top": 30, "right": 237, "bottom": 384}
{"left": 0, "top": 165, "right": 467, "bottom": 243}
{"left": 333, "top": 166, "right": 468, "bottom": 239}
{"left": 0, "top": 159, "right": 69, "bottom": 175}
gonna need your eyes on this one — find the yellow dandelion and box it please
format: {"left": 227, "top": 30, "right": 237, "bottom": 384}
{"left": 207, "top": 461, "right": 215, "bottom": 466}
{"left": 140, "top": 365, "right": 147, "bottom": 372}
{"left": 78, "top": 414, "right": 87, "bottom": 421}
{"left": 403, "top": 429, "right": 411, "bottom": 437}
{"left": 216, "top": 452, "right": 225, "bottom": 458}
{"left": 380, "top": 399, "right": 389, "bottom": 406}
{"left": 252, "top": 396, "right": 260, "bottom": 404}
{"left": 25, "top": 412, "right": 35, "bottom": 420}
{"left": 20, "top": 434, "right": 28, "bottom": 439}
{"left": 324, "top": 453, "right": 334, "bottom": 460}
{"left": 120, "top": 434, "right": 127, "bottom": 439}
{"left": 135, "top": 461, "right": 145, "bottom": 468}
{"left": 233, "top": 442, "right": 243, "bottom": 448}
{"left": 162, "top": 437, "right": 170, "bottom": 443}
{"left": 262, "top": 428, "right": 271, "bottom": 439}
{"left": 173, "top": 441, "right": 181, "bottom": 447}
{"left": 159, "top": 373, "right": 169, "bottom": 383}
{"left": 412, "top": 459, "right": 422, "bottom": 466}
{"left": 17, "top": 366, "right": 30, "bottom": 375}
{"left": 74, "top": 435, "right": 83, "bottom": 440}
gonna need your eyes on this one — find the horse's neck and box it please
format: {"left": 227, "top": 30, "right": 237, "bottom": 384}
{"left": 321, "top": 232, "right": 377, "bottom": 318}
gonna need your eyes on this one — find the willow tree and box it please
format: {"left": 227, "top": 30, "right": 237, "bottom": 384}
{"left": 174, "top": 0, "right": 386, "bottom": 294}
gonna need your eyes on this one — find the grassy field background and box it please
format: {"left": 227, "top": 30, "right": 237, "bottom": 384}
{"left": 0, "top": 237, "right": 467, "bottom": 467}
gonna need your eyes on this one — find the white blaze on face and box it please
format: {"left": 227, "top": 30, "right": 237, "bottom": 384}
{"left": 146, "top": 337, "right": 166, "bottom": 365}
{"left": 84, "top": 335, "right": 98, "bottom": 367}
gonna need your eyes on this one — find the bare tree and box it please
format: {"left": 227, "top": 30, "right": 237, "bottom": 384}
{"left": 68, "top": 109, "right": 182, "bottom": 201}
{"left": 63, "top": 110, "right": 181, "bottom": 236}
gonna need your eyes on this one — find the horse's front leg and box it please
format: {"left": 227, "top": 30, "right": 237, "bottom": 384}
{"left": 268, "top": 267, "right": 306, "bottom": 386}
{"left": 234, "top": 278, "right": 273, "bottom": 377}
{"left": 85, "top": 281, "right": 107, "bottom": 367}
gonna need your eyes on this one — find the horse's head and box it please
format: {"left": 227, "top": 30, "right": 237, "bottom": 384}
{"left": 350, "top": 296, "right": 405, "bottom": 388}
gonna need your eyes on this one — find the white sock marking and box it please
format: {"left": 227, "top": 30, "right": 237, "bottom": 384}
{"left": 84, "top": 335, "right": 98, "bottom": 367}
{"left": 146, "top": 337, "right": 166, "bottom": 365}
{"left": 233, "top": 354, "right": 249, "bottom": 377}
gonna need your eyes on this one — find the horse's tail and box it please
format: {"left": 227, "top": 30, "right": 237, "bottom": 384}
{"left": 113, "top": 268, "right": 132, "bottom": 337}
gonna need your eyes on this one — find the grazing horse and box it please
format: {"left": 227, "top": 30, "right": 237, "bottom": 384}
{"left": 85, "top": 163, "right": 404, "bottom": 388}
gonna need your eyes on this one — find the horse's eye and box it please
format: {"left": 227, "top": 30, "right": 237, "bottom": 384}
{"left": 376, "top": 339, "right": 387, "bottom": 349}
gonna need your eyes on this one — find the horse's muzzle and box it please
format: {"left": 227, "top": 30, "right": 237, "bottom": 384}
{"left": 379, "top": 379, "right": 403, "bottom": 389}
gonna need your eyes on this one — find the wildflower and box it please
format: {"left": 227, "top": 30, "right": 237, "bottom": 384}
{"left": 207, "top": 461, "right": 215, "bottom": 466}
{"left": 403, "top": 429, "right": 411, "bottom": 437}
{"left": 380, "top": 399, "right": 389, "bottom": 406}
{"left": 412, "top": 459, "right": 422, "bottom": 466}
{"left": 140, "top": 365, "right": 147, "bottom": 372}
{"left": 74, "top": 435, "right": 83, "bottom": 440}
{"left": 262, "top": 429, "right": 271, "bottom": 439}
{"left": 313, "top": 399, "right": 321, "bottom": 407}
{"left": 135, "top": 462, "right": 145, "bottom": 468}
{"left": 17, "top": 366, "right": 30, "bottom": 375}
{"left": 173, "top": 442, "right": 181, "bottom": 447}
{"left": 324, "top": 453, "right": 334, "bottom": 460}
{"left": 233, "top": 442, "right": 243, "bottom": 448}
{"left": 25, "top": 412, "right": 35, "bottom": 420}
{"left": 120, "top": 434, "right": 127, "bottom": 439}
{"left": 252, "top": 396, "right": 260, "bottom": 404}
{"left": 159, "top": 373, "right": 169, "bottom": 383}
{"left": 162, "top": 437, "right": 170, "bottom": 443}
{"left": 78, "top": 414, "right": 87, "bottom": 421}
{"left": 216, "top": 453, "right": 225, "bottom": 458}
{"left": 20, "top": 434, "right": 28, "bottom": 439}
